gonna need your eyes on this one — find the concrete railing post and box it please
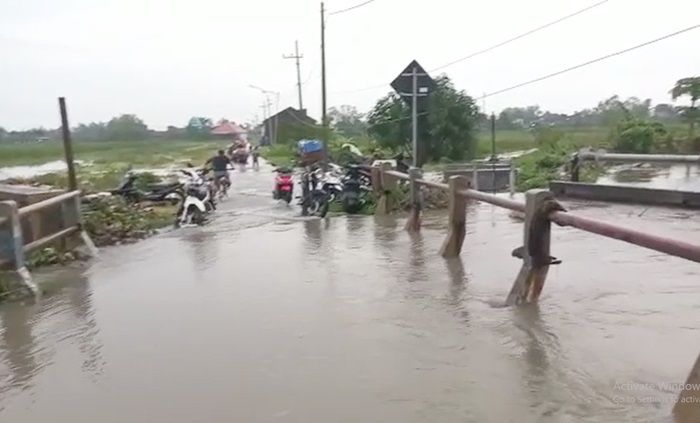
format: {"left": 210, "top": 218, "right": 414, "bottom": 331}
{"left": 674, "top": 352, "right": 700, "bottom": 422}
{"left": 405, "top": 167, "right": 423, "bottom": 232}
{"left": 471, "top": 164, "right": 479, "bottom": 191}
{"left": 0, "top": 200, "right": 38, "bottom": 296}
{"left": 509, "top": 161, "right": 516, "bottom": 197}
{"left": 506, "top": 189, "right": 563, "bottom": 306}
{"left": 439, "top": 176, "right": 469, "bottom": 258}
{"left": 376, "top": 163, "right": 396, "bottom": 215}
{"left": 73, "top": 194, "right": 98, "bottom": 257}
{"left": 370, "top": 165, "right": 383, "bottom": 196}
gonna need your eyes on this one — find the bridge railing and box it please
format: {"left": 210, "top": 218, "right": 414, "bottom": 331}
{"left": 0, "top": 190, "right": 97, "bottom": 296}
{"left": 371, "top": 164, "right": 700, "bottom": 419}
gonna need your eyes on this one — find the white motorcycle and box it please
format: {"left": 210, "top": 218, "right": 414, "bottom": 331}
{"left": 174, "top": 168, "right": 215, "bottom": 227}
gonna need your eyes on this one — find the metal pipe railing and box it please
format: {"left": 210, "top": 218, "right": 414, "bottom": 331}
{"left": 458, "top": 189, "right": 525, "bottom": 212}
{"left": 550, "top": 211, "right": 700, "bottom": 264}
{"left": 578, "top": 152, "right": 700, "bottom": 164}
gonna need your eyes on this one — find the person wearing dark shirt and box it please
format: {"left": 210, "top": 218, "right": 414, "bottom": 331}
{"left": 205, "top": 150, "right": 232, "bottom": 191}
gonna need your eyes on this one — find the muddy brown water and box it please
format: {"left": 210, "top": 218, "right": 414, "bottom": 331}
{"left": 1, "top": 164, "right": 699, "bottom": 422}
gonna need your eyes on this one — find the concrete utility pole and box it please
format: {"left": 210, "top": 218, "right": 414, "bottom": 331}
{"left": 58, "top": 97, "right": 77, "bottom": 191}
{"left": 320, "top": 2, "right": 328, "bottom": 156}
{"left": 283, "top": 40, "right": 304, "bottom": 111}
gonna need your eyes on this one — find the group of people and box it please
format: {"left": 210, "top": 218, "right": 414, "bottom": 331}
{"left": 204, "top": 145, "right": 260, "bottom": 193}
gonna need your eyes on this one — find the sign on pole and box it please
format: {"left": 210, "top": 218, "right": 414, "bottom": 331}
{"left": 391, "top": 60, "right": 435, "bottom": 167}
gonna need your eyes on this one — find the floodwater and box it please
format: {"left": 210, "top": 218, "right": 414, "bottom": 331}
{"left": 597, "top": 163, "right": 700, "bottom": 191}
{"left": 0, "top": 160, "right": 86, "bottom": 181}
{"left": 1, "top": 163, "right": 699, "bottom": 422}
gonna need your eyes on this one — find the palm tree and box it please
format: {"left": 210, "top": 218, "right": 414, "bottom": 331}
{"left": 671, "top": 77, "right": 700, "bottom": 139}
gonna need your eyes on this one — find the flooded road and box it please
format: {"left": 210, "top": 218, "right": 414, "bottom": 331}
{"left": 1, "top": 163, "right": 699, "bottom": 422}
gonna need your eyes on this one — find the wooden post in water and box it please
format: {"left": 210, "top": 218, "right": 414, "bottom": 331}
{"left": 674, "top": 352, "right": 700, "bottom": 423}
{"left": 439, "top": 176, "right": 469, "bottom": 257}
{"left": 58, "top": 97, "right": 78, "bottom": 191}
{"left": 506, "top": 189, "right": 561, "bottom": 305}
{"left": 0, "top": 201, "right": 38, "bottom": 296}
{"left": 370, "top": 165, "right": 383, "bottom": 196}
{"left": 405, "top": 167, "right": 422, "bottom": 232}
{"left": 376, "top": 163, "right": 396, "bottom": 215}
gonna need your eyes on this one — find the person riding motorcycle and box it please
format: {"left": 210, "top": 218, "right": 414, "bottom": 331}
{"left": 204, "top": 150, "right": 232, "bottom": 192}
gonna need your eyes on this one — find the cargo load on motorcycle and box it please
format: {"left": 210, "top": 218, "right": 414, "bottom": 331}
{"left": 297, "top": 139, "right": 324, "bottom": 166}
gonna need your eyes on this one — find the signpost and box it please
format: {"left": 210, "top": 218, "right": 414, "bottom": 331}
{"left": 391, "top": 60, "right": 435, "bottom": 168}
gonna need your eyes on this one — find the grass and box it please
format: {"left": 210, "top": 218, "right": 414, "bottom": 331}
{"left": 0, "top": 139, "right": 223, "bottom": 168}
{"left": 475, "top": 127, "right": 609, "bottom": 158}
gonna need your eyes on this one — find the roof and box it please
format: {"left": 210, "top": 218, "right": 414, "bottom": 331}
{"left": 263, "top": 107, "right": 317, "bottom": 125}
{"left": 211, "top": 121, "right": 246, "bottom": 135}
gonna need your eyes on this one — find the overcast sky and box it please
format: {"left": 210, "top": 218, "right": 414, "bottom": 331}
{"left": 1, "top": 0, "right": 698, "bottom": 130}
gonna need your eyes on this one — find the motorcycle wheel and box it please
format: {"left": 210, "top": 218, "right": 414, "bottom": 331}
{"left": 185, "top": 206, "right": 205, "bottom": 225}
{"left": 307, "top": 192, "right": 329, "bottom": 218}
{"left": 283, "top": 191, "right": 292, "bottom": 204}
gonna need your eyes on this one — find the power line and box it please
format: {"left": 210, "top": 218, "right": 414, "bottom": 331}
{"left": 480, "top": 23, "right": 700, "bottom": 99}
{"left": 430, "top": 0, "right": 610, "bottom": 72}
{"left": 331, "top": 0, "right": 610, "bottom": 95}
{"left": 329, "top": 0, "right": 376, "bottom": 16}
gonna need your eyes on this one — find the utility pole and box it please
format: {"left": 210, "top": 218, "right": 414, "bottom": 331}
{"left": 58, "top": 97, "right": 77, "bottom": 191}
{"left": 283, "top": 40, "right": 304, "bottom": 111}
{"left": 320, "top": 2, "right": 328, "bottom": 155}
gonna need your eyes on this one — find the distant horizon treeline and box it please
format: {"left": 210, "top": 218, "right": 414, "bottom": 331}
{"left": 0, "top": 93, "right": 695, "bottom": 144}
{"left": 0, "top": 115, "right": 255, "bottom": 143}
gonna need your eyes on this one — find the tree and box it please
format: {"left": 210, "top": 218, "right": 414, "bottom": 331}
{"left": 671, "top": 77, "right": 700, "bottom": 139}
{"left": 328, "top": 105, "right": 368, "bottom": 138}
{"left": 0, "top": 127, "right": 6, "bottom": 142}
{"left": 367, "top": 75, "right": 479, "bottom": 164}
{"left": 652, "top": 103, "right": 680, "bottom": 122}
{"left": 186, "top": 117, "right": 213, "bottom": 139}
{"left": 497, "top": 105, "right": 542, "bottom": 129}
{"left": 73, "top": 122, "right": 108, "bottom": 141}
{"left": 105, "top": 114, "right": 149, "bottom": 141}
{"left": 610, "top": 119, "right": 668, "bottom": 154}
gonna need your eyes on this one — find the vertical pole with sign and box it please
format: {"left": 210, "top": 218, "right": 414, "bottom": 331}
{"left": 412, "top": 66, "right": 418, "bottom": 168}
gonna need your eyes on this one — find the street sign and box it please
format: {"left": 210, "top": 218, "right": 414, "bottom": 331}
{"left": 391, "top": 60, "right": 435, "bottom": 109}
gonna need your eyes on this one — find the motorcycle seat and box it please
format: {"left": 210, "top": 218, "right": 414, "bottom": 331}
{"left": 148, "top": 182, "right": 181, "bottom": 191}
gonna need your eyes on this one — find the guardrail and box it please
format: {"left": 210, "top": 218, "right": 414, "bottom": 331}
{"left": 0, "top": 190, "right": 97, "bottom": 296}
{"left": 370, "top": 164, "right": 700, "bottom": 420}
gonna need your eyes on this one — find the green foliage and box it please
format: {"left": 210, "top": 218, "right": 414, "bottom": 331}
{"left": 671, "top": 77, "right": 700, "bottom": 139}
{"left": 610, "top": 119, "right": 667, "bottom": 154}
{"left": 186, "top": 117, "right": 213, "bottom": 139}
{"left": 367, "top": 75, "right": 478, "bottom": 164}
{"left": 275, "top": 122, "right": 326, "bottom": 145}
{"left": 328, "top": 105, "right": 368, "bottom": 138}
{"left": 105, "top": 115, "right": 149, "bottom": 141}
{"left": 83, "top": 197, "right": 164, "bottom": 246}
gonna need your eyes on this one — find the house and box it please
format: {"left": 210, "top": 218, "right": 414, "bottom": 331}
{"left": 210, "top": 120, "right": 247, "bottom": 141}
{"left": 261, "top": 107, "right": 318, "bottom": 145}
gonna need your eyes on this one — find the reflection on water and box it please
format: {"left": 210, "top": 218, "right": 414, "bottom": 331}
{"left": 1, "top": 185, "right": 699, "bottom": 422}
{"left": 0, "top": 268, "right": 101, "bottom": 402}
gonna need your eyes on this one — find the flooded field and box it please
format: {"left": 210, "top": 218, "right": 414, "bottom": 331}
{"left": 1, "top": 164, "right": 699, "bottom": 422}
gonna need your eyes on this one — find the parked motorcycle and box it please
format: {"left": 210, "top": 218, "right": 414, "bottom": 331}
{"left": 299, "top": 168, "right": 329, "bottom": 218}
{"left": 111, "top": 171, "right": 183, "bottom": 205}
{"left": 272, "top": 168, "right": 294, "bottom": 204}
{"left": 174, "top": 168, "right": 215, "bottom": 227}
{"left": 340, "top": 165, "right": 370, "bottom": 214}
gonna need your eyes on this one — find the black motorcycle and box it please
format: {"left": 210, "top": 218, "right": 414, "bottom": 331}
{"left": 111, "top": 172, "right": 183, "bottom": 204}
{"left": 299, "top": 168, "right": 330, "bottom": 218}
{"left": 340, "top": 165, "right": 371, "bottom": 214}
